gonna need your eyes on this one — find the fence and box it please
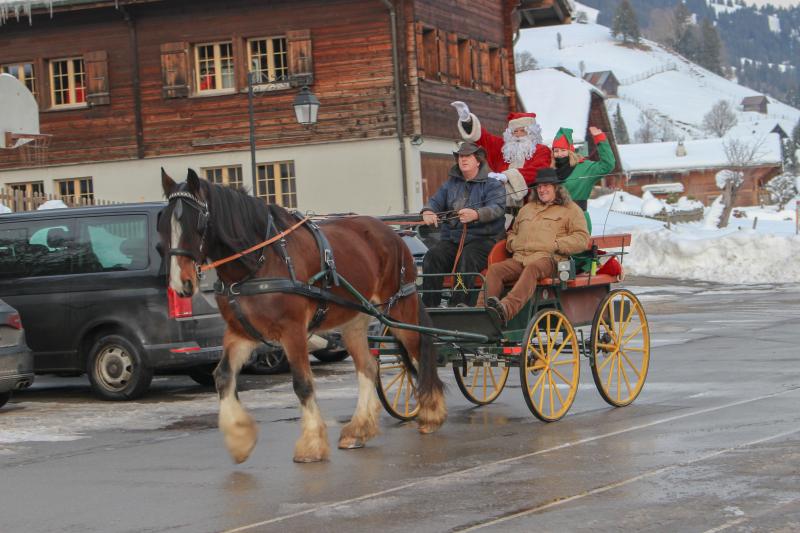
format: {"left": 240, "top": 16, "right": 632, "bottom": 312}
{"left": 0, "top": 188, "right": 120, "bottom": 213}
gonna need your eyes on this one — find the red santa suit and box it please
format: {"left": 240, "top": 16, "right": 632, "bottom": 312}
{"left": 458, "top": 112, "right": 552, "bottom": 208}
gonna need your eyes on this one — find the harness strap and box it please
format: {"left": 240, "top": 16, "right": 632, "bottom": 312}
{"left": 215, "top": 278, "right": 371, "bottom": 315}
{"left": 227, "top": 295, "right": 268, "bottom": 344}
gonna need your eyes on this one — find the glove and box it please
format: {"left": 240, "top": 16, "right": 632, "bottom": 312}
{"left": 450, "top": 100, "right": 471, "bottom": 122}
{"left": 488, "top": 172, "right": 508, "bottom": 183}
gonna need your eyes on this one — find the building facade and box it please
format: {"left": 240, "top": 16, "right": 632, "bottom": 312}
{"left": 0, "top": 0, "right": 570, "bottom": 214}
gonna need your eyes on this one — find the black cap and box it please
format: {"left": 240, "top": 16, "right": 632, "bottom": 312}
{"left": 534, "top": 168, "right": 561, "bottom": 185}
{"left": 453, "top": 141, "right": 486, "bottom": 158}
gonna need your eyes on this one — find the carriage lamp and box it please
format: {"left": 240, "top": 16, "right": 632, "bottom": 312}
{"left": 558, "top": 260, "right": 575, "bottom": 282}
{"left": 293, "top": 86, "right": 320, "bottom": 126}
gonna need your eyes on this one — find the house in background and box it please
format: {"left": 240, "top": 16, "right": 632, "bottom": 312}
{"left": 741, "top": 95, "right": 768, "bottom": 114}
{"left": 0, "top": 0, "right": 572, "bottom": 214}
{"left": 582, "top": 70, "right": 619, "bottom": 97}
{"left": 611, "top": 134, "right": 783, "bottom": 206}
{"left": 515, "top": 67, "right": 622, "bottom": 178}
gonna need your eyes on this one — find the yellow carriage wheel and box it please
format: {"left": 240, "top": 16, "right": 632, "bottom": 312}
{"left": 453, "top": 361, "right": 509, "bottom": 405}
{"left": 590, "top": 289, "right": 650, "bottom": 407}
{"left": 373, "top": 327, "right": 420, "bottom": 421}
{"left": 519, "top": 309, "right": 580, "bottom": 422}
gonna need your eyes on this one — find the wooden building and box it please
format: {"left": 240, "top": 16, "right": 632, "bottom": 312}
{"left": 582, "top": 70, "right": 619, "bottom": 97}
{"left": 0, "top": 0, "right": 571, "bottom": 213}
{"left": 611, "top": 135, "right": 784, "bottom": 206}
{"left": 741, "top": 95, "right": 768, "bottom": 114}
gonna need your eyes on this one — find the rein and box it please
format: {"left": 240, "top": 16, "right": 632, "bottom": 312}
{"left": 200, "top": 216, "right": 310, "bottom": 272}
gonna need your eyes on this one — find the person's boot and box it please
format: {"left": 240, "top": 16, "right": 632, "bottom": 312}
{"left": 486, "top": 296, "right": 508, "bottom": 327}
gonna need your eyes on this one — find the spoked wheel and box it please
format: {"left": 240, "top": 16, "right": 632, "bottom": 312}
{"left": 519, "top": 309, "right": 580, "bottom": 422}
{"left": 453, "top": 361, "right": 509, "bottom": 405}
{"left": 373, "top": 328, "right": 420, "bottom": 421}
{"left": 591, "top": 289, "right": 650, "bottom": 407}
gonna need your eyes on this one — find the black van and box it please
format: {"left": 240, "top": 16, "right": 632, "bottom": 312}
{"left": 0, "top": 203, "right": 225, "bottom": 400}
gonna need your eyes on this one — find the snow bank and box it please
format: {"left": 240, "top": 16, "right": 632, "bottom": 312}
{"left": 0, "top": 203, "right": 11, "bottom": 214}
{"left": 37, "top": 199, "right": 67, "bottom": 210}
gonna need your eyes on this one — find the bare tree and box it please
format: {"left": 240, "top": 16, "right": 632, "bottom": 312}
{"left": 635, "top": 110, "right": 658, "bottom": 143}
{"left": 716, "top": 138, "right": 766, "bottom": 228}
{"left": 645, "top": 8, "right": 677, "bottom": 46}
{"left": 702, "top": 100, "right": 738, "bottom": 137}
{"left": 514, "top": 51, "right": 538, "bottom": 73}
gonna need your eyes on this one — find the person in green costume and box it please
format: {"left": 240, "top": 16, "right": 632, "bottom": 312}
{"left": 551, "top": 126, "right": 616, "bottom": 234}
{"left": 552, "top": 126, "right": 616, "bottom": 273}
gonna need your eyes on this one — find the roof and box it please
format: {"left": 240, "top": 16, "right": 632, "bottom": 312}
{"left": 741, "top": 95, "right": 768, "bottom": 105}
{"left": 516, "top": 67, "right": 602, "bottom": 147}
{"left": 583, "top": 71, "right": 617, "bottom": 87}
{"left": 517, "top": 0, "right": 574, "bottom": 28}
{"left": 619, "top": 133, "right": 783, "bottom": 174}
{"left": 0, "top": 202, "right": 165, "bottom": 218}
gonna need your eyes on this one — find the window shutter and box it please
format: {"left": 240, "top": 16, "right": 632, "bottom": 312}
{"left": 414, "top": 22, "right": 425, "bottom": 79}
{"left": 287, "top": 29, "right": 313, "bottom": 86}
{"left": 160, "top": 42, "right": 190, "bottom": 98}
{"left": 447, "top": 32, "right": 459, "bottom": 85}
{"left": 479, "top": 42, "right": 491, "bottom": 92}
{"left": 436, "top": 29, "right": 448, "bottom": 83}
{"left": 469, "top": 39, "right": 480, "bottom": 90}
{"left": 500, "top": 48, "right": 511, "bottom": 93}
{"left": 85, "top": 50, "right": 110, "bottom": 106}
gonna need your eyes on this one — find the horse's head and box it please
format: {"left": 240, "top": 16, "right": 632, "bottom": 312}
{"left": 159, "top": 168, "right": 210, "bottom": 296}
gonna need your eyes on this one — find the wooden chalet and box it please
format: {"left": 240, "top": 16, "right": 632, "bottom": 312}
{"left": 0, "top": 0, "right": 571, "bottom": 214}
{"left": 582, "top": 70, "right": 618, "bottom": 97}
{"left": 741, "top": 95, "right": 768, "bottom": 114}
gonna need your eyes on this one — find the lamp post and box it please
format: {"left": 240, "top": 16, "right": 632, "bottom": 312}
{"left": 247, "top": 74, "right": 319, "bottom": 198}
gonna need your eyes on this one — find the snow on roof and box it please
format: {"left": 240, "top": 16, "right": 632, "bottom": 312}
{"left": 516, "top": 68, "right": 599, "bottom": 147}
{"left": 619, "top": 133, "right": 783, "bottom": 174}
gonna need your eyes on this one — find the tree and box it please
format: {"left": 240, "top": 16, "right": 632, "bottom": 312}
{"left": 699, "top": 18, "right": 723, "bottom": 74}
{"left": 646, "top": 8, "right": 677, "bottom": 45}
{"left": 613, "top": 104, "right": 631, "bottom": 144}
{"left": 702, "top": 100, "right": 738, "bottom": 137}
{"left": 716, "top": 138, "right": 766, "bottom": 228}
{"left": 635, "top": 111, "right": 658, "bottom": 143}
{"left": 659, "top": 117, "right": 678, "bottom": 142}
{"left": 791, "top": 119, "right": 800, "bottom": 172}
{"left": 612, "top": 0, "right": 640, "bottom": 44}
{"left": 514, "top": 51, "right": 537, "bottom": 73}
{"left": 765, "top": 173, "right": 798, "bottom": 210}
{"left": 673, "top": 1, "right": 699, "bottom": 62}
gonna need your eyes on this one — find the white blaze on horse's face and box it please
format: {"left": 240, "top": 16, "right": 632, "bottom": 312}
{"left": 169, "top": 210, "right": 185, "bottom": 294}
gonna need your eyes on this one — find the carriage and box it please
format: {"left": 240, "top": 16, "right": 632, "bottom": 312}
{"left": 370, "top": 232, "right": 650, "bottom": 423}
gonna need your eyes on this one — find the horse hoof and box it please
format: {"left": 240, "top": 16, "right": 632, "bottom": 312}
{"left": 293, "top": 454, "right": 326, "bottom": 463}
{"left": 418, "top": 424, "right": 437, "bottom": 435}
{"left": 338, "top": 437, "right": 365, "bottom": 449}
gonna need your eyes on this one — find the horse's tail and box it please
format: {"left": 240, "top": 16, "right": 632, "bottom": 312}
{"left": 415, "top": 301, "right": 447, "bottom": 433}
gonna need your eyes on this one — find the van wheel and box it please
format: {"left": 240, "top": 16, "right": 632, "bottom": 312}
{"left": 0, "top": 391, "right": 10, "bottom": 408}
{"left": 87, "top": 334, "right": 153, "bottom": 400}
{"left": 312, "top": 349, "right": 349, "bottom": 363}
{"left": 247, "top": 346, "right": 290, "bottom": 375}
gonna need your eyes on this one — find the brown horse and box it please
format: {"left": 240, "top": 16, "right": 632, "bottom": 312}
{"left": 159, "top": 169, "right": 446, "bottom": 463}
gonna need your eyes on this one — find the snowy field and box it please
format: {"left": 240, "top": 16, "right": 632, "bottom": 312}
{"left": 589, "top": 193, "right": 800, "bottom": 285}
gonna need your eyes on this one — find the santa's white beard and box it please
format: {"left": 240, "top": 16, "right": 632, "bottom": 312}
{"left": 502, "top": 131, "right": 536, "bottom": 165}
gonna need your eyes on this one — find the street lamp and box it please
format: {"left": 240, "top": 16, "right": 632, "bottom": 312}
{"left": 247, "top": 73, "right": 320, "bottom": 197}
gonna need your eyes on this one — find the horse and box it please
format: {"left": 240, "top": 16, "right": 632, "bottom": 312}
{"left": 158, "top": 168, "right": 446, "bottom": 463}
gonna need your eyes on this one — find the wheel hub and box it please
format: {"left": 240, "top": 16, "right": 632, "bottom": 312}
{"left": 96, "top": 346, "right": 133, "bottom": 390}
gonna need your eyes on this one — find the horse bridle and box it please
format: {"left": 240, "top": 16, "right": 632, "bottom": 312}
{"left": 167, "top": 191, "right": 210, "bottom": 264}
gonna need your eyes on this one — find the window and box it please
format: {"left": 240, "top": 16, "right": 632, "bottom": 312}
{"left": 56, "top": 177, "right": 94, "bottom": 206}
{"left": 256, "top": 161, "right": 296, "bottom": 208}
{"left": 248, "top": 37, "right": 288, "bottom": 83}
{"left": 489, "top": 46, "right": 502, "bottom": 92}
{"left": 195, "top": 41, "right": 234, "bottom": 93}
{"left": 1, "top": 62, "right": 36, "bottom": 96}
{"left": 77, "top": 214, "right": 149, "bottom": 272}
{"left": 420, "top": 27, "right": 438, "bottom": 80}
{"left": 7, "top": 181, "right": 45, "bottom": 212}
{"left": 203, "top": 165, "right": 243, "bottom": 188}
{"left": 49, "top": 57, "right": 86, "bottom": 107}
{"left": 0, "top": 220, "right": 75, "bottom": 278}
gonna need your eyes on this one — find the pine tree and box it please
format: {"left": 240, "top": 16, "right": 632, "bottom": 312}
{"left": 789, "top": 118, "right": 800, "bottom": 173}
{"left": 700, "top": 18, "right": 722, "bottom": 74}
{"left": 612, "top": 0, "right": 640, "bottom": 44}
{"left": 613, "top": 104, "right": 631, "bottom": 144}
{"left": 673, "top": 1, "right": 699, "bottom": 62}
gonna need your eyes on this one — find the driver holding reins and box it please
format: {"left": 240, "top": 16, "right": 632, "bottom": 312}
{"left": 420, "top": 142, "right": 506, "bottom": 308}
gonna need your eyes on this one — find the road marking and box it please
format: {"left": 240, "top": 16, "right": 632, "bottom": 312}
{"left": 222, "top": 386, "right": 800, "bottom": 533}
{"left": 456, "top": 427, "right": 800, "bottom": 531}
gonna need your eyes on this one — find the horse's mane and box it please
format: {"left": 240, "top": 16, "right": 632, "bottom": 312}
{"left": 201, "top": 180, "right": 295, "bottom": 269}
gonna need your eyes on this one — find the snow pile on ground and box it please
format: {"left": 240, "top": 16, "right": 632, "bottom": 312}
{"left": 0, "top": 203, "right": 11, "bottom": 214}
{"left": 37, "top": 199, "right": 67, "bottom": 210}
{"left": 589, "top": 194, "right": 800, "bottom": 284}
{"left": 590, "top": 191, "right": 702, "bottom": 216}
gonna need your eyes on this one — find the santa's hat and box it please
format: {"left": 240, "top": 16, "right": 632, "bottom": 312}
{"left": 507, "top": 112, "right": 537, "bottom": 131}
{"left": 552, "top": 127, "right": 574, "bottom": 151}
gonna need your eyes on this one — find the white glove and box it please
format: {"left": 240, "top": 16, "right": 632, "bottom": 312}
{"left": 451, "top": 100, "right": 471, "bottom": 122}
{"left": 488, "top": 172, "right": 508, "bottom": 183}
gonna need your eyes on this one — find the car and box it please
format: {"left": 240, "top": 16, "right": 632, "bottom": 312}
{"left": 0, "top": 298, "right": 34, "bottom": 409}
{"left": 0, "top": 203, "right": 225, "bottom": 400}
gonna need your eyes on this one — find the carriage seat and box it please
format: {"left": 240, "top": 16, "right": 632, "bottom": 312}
{"left": 486, "top": 234, "right": 630, "bottom": 288}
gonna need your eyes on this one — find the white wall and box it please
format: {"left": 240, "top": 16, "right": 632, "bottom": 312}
{"left": 0, "top": 137, "right": 443, "bottom": 216}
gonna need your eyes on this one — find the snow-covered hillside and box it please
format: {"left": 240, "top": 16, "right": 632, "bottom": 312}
{"left": 515, "top": 22, "right": 800, "bottom": 144}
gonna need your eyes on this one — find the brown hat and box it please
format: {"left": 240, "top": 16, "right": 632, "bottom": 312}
{"left": 453, "top": 141, "right": 486, "bottom": 159}
{"left": 534, "top": 168, "right": 561, "bottom": 185}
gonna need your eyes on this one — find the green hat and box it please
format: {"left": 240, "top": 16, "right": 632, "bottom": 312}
{"left": 552, "top": 127, "right": 574, "bottom": 151}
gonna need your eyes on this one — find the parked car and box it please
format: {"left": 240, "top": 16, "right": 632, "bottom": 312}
{"left": 0, "top": 298, "right": 34, "bottom": 408}
{"left": 0, "top": 203, "right": 225, "bottom": 400}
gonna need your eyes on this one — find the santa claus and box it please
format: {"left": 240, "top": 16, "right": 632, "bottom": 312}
{"left": 451, "top": 101, "right": 552, "bottom": 209}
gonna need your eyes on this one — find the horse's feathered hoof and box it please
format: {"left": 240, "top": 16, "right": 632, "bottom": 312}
{"left": 417, "top": 423, "right": 438, "bottom": 434}
{"left": 293, "top": 454, "right": 326, "bottom": 463}
{"left": 338, "top": 436, "right": 365, "bottom": 449}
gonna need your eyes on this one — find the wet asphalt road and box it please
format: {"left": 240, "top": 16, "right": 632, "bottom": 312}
{"left": 2, "top": 277, "right": 799, "bottom": 533}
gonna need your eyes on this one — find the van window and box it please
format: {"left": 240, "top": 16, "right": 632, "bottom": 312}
{"left": 77, "top": 215, "right": 149, "bottom": 272}
{"left": 0, "top": 220, "right": 76, "bottom": 278}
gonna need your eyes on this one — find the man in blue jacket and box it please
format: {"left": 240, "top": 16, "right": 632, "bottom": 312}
{"left": 420, "top": 142, "right": 506, "bottom": 307}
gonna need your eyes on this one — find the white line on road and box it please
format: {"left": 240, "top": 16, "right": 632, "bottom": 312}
{"left": 456, "top": 427, "right": 800, "bottom": 531}
{"left": 221, "top": 386, "right": 800, "bottom": 533}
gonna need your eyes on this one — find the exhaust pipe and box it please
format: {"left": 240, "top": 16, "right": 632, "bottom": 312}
{"left": 15, "top": 379, "right": 32, "bottom": 390}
